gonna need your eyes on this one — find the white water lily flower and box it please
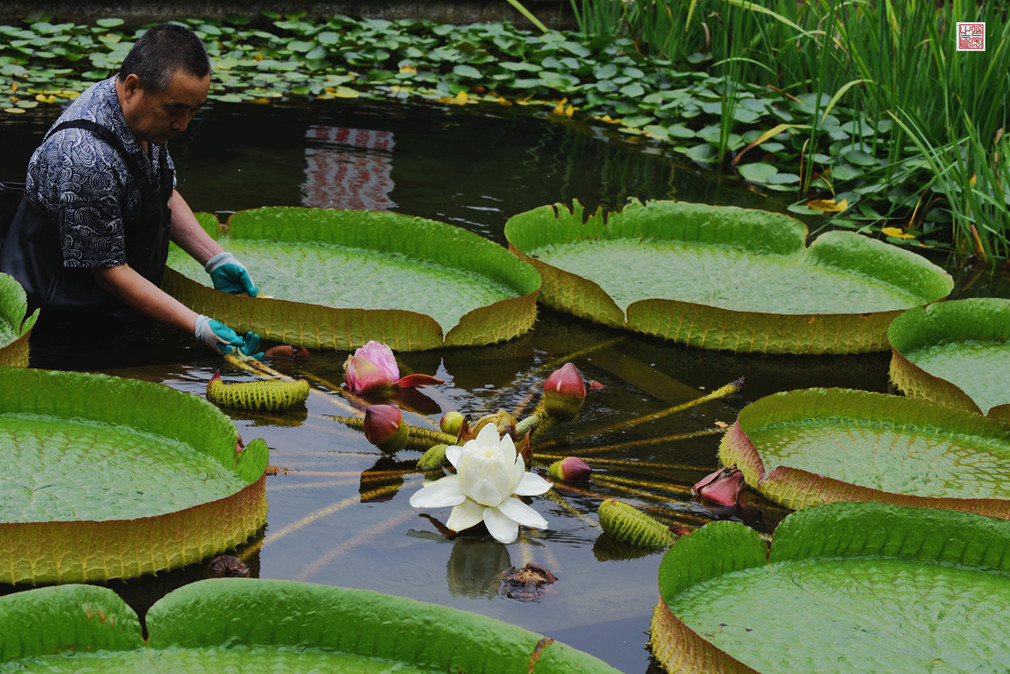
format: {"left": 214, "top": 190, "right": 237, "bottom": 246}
{"left": 409, "top": 423, "right": 551, "bottom": 544}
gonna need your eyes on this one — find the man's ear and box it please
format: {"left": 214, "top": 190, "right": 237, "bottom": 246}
{"left": 121, "top": 73, "right": 143, "bottom": 100}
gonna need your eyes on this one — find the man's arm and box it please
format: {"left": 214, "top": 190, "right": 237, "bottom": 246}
{"left": 168, "top": 189, "right": 258, "bottom": 296}
{"left": 92, "top": 263, "right": 199, "bottom": 333}
{"left": 167, "top": 189, "right": 222, "bottom": 265}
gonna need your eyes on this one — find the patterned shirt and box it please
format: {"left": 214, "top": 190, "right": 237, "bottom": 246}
{"left": 25, "top": 76, "right": 176, "bottom": 268}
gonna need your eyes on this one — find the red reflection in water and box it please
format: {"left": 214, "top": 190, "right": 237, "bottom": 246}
{"left": 303, "top": 125, "right": 396, "bottom": 210}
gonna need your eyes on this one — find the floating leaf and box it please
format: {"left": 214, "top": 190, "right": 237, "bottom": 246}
{"left": 719, "top": 387, "right": 1010, "bottom": 518}
{"left": 505, "top": 199, "right": 952, "bottom": 354}
{"left": 889, "top": 298, "right": 1010, "bottom": 419}
{"left": 651, "top": 501, "right": 1010, "bottom": 673}
{"left": 0, "top": 368, "right": 267, "bottom": 584}
{"left": 0, "top": 273, "right": 38, "bottom": 367}
{"left": 163, "top": 209, "right": 540, "bottom": 351}
{"left": 0, "top": 580, "right": 620, "bottom": 672}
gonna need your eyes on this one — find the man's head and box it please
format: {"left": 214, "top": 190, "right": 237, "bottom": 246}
{"left": 117, "top": 24, "right": 211, "bottom": 145}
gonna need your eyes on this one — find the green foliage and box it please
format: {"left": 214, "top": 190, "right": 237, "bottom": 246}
{"left": 165, "top": 207, "right": 540, "bottom": 350}
{"left": 720, "top": 387, "right": 1010, "bottom": 517}
{"left": 0, "top": 272, "right": 37, "bottom": 367}
{"left": 889, "top": 298, "right": 1010, "bottom": 418}
{"left": 653, "top": 502, "right": 1010, "bottom": 672}
{"left": 0, "top": 579, "right": 621, "bottom": 672}
{"left": 505, "top": 199, "right": 953, "bottom": 353}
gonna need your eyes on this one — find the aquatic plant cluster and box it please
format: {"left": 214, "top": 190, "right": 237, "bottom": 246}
{"left": 1, "top": 4, "right": 1007, "bottom": 257}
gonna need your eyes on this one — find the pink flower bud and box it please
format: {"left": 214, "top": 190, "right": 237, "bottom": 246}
{"left": 364, "top": 404, "right": 408, "bottom": 452}
{"left": 547, "top": 456, "right": 592, "bottom": 482}
{"left": 693, "top": 466, "right": 745, "bottom": 506}
{"left": 543, "top": 362, "right": 587, "bottom": 417}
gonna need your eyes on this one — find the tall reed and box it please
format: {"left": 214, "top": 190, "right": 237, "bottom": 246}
{"left": 566, "top": 0, "right": 1010, "bottom": 258}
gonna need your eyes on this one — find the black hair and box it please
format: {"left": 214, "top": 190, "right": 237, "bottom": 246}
{"left": 117, "top": 24, "right": 210, "bottom": 92}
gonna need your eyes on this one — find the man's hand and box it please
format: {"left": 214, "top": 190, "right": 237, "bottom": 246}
{"left": 195, "top": 314, "right": 261, "bottom": 356}
{"left": 205, "top": 252, "right": 258, "bottom": 296}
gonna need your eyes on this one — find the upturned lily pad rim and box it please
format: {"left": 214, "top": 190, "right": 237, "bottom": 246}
{"left": 0, "top": 579, "right": 621, "bottom": 673}
{"left": 164, "top": 207, "right": 541, "bottom": 351}
{"left": 889, "top": 297, "right": 1010, "bottom": 418}
{"left": 719, "top": 386, "right": 1010, "bottom": 519}
{"left": 0, "top": 272, "right": 38, "bottom": 367}
{"left": 504, "top": 199, "right": 953, "bottom": 354}
{"left": 0, "top": 367, "right": 268, "bottom": 584}
{"left": 651, "top": 501, "right": 1010, "bottom": 674}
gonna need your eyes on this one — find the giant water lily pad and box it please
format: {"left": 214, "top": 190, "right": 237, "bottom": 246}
{"left": 0, "top": 367, "right": 267, "bottom": 584}
{"left": 504, "top": 200, "right": 953, "bottom": 354}
{"left": 163, "top": 207, "right": 541, "bottom": 351}
{"left": 650, "top": 501, "right": 1010, "bottom": 673}
{"left": 889, "top": 297, "right": 1010, "bottom": 420}
{"left": 0, "top": 273, "right": 38, "bottom": 367}
{"left": 0, "top": 579, "right": 620, "bottom": 672}
{"left": 719, "top": 387, "right": 1010, "bottom": 518}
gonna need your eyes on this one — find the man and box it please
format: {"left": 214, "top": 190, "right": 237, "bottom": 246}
{"left": 0, "top": 23, "right": 259, "bottom": 364}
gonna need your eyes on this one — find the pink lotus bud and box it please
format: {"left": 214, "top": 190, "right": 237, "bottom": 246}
{"left": 693, "top": 466, "right": 745, "bottom": 506}
{"left": 547, "top": 456, "right": 591, "bottom": 482}
{"left": 440, "top": 410, "right": 465, "bottom": 435}
{"left": 343, "top": 341, "right": 443, "bottom": 393}
{"left": 543, "top": 363, "right": 587, "bottom": 417}
{"left": 364, "top": 404, "right": 408, "bottom": 452}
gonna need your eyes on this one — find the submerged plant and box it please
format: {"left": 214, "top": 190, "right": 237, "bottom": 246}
{"left": 409, "top": 424, "right": 551, "bottom": 544}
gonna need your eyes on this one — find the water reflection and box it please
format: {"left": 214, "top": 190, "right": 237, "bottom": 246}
{"left": 303, "top": 124, "right": 397, "bottom": 210}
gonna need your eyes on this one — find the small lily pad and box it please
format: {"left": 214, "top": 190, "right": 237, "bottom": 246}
{"left": 889, "top": 298, "right": 1010, "bottom": 420}
{"left": 0, "top": 273, "right": 38, "bottom": 367}
{"left": 505, "top": 199, "right": 952, "bottom": 354}
{"left": 719, "top": 387, "right": 1010, "bottom": 518}
{"left": 651, "top": 501, "right": 1010, "bottom": 672}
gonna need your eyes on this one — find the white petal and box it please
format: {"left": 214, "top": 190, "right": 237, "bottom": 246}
{"left": 408, "top": 475, "right": 464, "bottom": 508}
{"left": 483, "top": 506, "right": 519, "bottom": 544}
{"left": 445, "top": 444, "right": 463, "bottom": 468}
{"left": 446, "top": 499, "right": 485, "bottom": 533}
{"left": 475, "top": 423, "right": 501, "bottom": 447}
{"left": 513, "top": 471, "right": 552, "bottom": 496}
{"left": 498, "top": 432, "right": 517, "bottom": 464}
{"left": 464, "top": 477, "right": 508, "bottom": 507}
{"left": 498, "top": 496, "right": 548, "bottom": 529}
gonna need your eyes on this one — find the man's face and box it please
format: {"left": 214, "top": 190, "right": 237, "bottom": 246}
{"left": 121, "top": 69, "right": 209, "bottom": 146}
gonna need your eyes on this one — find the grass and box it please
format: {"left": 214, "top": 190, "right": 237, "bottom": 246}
{"left": 566, "top": 0, "right": 1010, "bottom": 259}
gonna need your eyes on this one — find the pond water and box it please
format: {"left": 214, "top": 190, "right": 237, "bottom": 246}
{"left": 1, "top": 97, "right": 1007, "bottom": 672}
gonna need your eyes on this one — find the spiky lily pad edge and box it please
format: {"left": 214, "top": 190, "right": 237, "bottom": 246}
{"left": 504, "top": 200, "right": 952, "bottom": 354}
{"left": 889, "top": 298, "right": 1010, "bottom": 420}
{"left": 0, "top": 579, "right": 622, "bottom": 673}
{"left": 649, "top": 501, "right": 1010, "bottom": 673}
{"left": 718, "top": 387, "right": 1010, "bottom": 519}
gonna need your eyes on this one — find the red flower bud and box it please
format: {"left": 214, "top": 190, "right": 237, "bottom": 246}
{"left": 547, "top": 456, "right": 592, "bottom": 482}
{"left": 543, "top": 363, "right": 587, "bottom": 417}
{"left": 693, "top": 466, "right": 745, "bottom": 506}
{"left": 364, "top": 404, "right": 408, "bottom": 452}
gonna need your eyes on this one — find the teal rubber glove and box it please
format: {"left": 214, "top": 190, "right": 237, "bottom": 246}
{"left": 239, "top": 330, "right": 264, "bottom": 360}
{"left": 195, "top": 314, "right": 245, "bottom": 355}
{"left": 205, "top": 252, "right": 258, "bottom": 296}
